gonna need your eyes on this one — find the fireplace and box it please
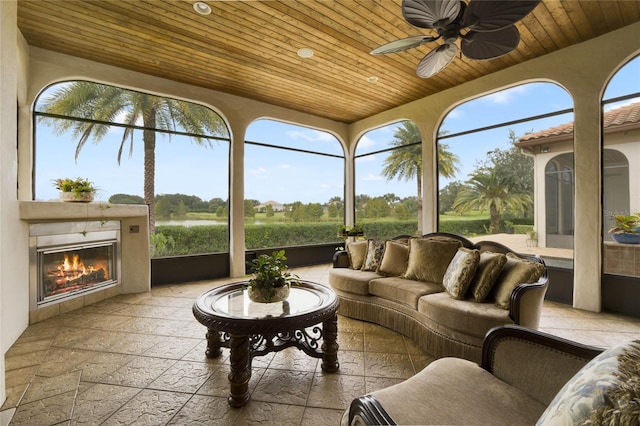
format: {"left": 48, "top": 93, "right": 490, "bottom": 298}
{"left": 30, "top": 221, "right": 121, "bottom": 308}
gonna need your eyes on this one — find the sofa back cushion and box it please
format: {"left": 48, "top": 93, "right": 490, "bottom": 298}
{"left": 468, "top": 252, "right": 507, "bottom": 302}
{"left": 536, "top": 339, "right": 640, "bottom": 425}
{"left": 347, "top": 240, "right": 368, "bottom": 270}
{"left": 402, "top": 237, "right": 461, "bottom": 284}
{"left": 377, "top": 240, "right": 410, "bottom": 277}
{"left": 442, "top": 248, "right": 480, "bottom": 299}
{"left": 492, "top": 253, "right": 545, "bottom": 309}
{"left": 361, "top": 239, "right": 385, "bottom": 271}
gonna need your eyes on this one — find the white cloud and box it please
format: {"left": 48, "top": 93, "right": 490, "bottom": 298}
{"left": 357, "top": 134, "right": 377, "bottom": 149}
{"left": 248, "top": 167, "right": 267, "bottom": 176}
{"left": 484, "top": 85, "right": 529, "bottom": 105}
{"left": 279, "top": 164, "right": 291, "bottom": 169}
{"left": 286, "top": 129, "right": 335, "bottom": 143}
{"left": 446, "top": 108, "right": 464, "bottom": 119}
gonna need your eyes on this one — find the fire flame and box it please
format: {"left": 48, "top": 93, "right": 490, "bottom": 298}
{"left": 54, "top": 253, "right": 107, "bottom": 283}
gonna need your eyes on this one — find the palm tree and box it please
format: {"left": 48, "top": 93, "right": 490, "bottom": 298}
{"left": 382, "top": 121, "right": 460, "bottom": 234}
{"left": 39, "top": 82, "right": 228, "bottom": 234}
{"left": 453, "top": 169, "right": 533, "bottom": 234}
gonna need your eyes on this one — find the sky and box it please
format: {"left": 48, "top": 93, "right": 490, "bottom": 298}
{"left": 35, "top": 56, "right": 639, "bottom": 205}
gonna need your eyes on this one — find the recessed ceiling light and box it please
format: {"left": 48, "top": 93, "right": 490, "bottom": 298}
{"left": 367, "top": 76, "right": 379, "bottom": 83}
{"left": 297, "top": 48, "right": 314, "bottom": 59}
{"left": 193, "top": 2, "right": 211, "bottom": 15}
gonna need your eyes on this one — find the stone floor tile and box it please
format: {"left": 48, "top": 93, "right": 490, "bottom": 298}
{"left": 306, "top": 373, "right": 366, "bottom": 410}
{"left": 63, "top": 329, "right": 122, "bottom": 352}
{"left": 147, "top": 360, "right": 214, "bottom": 393}
{"left": 0, "top": 383, "right": 29, "bottom": 410}
{"left": 35, "top": 348, "right": 95, "bottom": 378}
{"left": 100, "top": 389, "right": 190, "bottom": 426}
{"left": 75, "top": 352, "right": 136, "bottom": 383}
{"left": 235, "top": 400, "right": 305, "bottom": 426}
{"left": 4, "top": 350, "right": 49, "bottom": 372}
{"left": 21, "top": 371, "right": 81, "bottom": 404}
{"left": 106, "top": 332, "right": 164, "bottom": 355}
{"left": 364, "top": 376, "right": 405, "bottom": 394}
{"left": 196, "top": 367, "right": 265, "bottom": 398}
{"left": 337, "top": 331, "right": 364, "bottom": 351}
{"left": 142, "top": 336, "right": 201, "bottom": 359}
{"left": 109, "top": 317, "right": 186, "bottom": 336}
{"left": 364, "top": 352, "right": 415, "bottom": 379}
{"left": 171, "top": 321, "right": 208, "bottom": 339}
{"left": 5, "top": 338, "right": 53, "bottom": 358}
{"left": 330, "top": 350, "right": 364, "bottom": 376}
{"left": 99, "top": 356, "right": 176, "bottom": 388}
{"left": 181, "top": 341, "right": 230, "bottom": 364}
{"left": 167, "top": 394, "right": 239, "bottom": 425}
{"left": 337, "top": 316, "right": 365, "bottom": 333}
{"left": 268, "top": 347, "right": 319, "bottom": 372}
{"left": 9, "top": 390, "right": 75, "bottom": 426}
{"left": 251, "top": 369, "right": 314, "bottom": 406}
{"left": 301, "top": 406, "right": 346, "bottom": 426}
{"left": 364, "top": 332, "right": 407, "bottom": 354}
{"left": 71, "top": 383, "right": 141, "bottom": 425}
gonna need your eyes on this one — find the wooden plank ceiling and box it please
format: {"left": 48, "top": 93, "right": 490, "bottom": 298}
{"left": 17, "top": 0, "right": 640, "bottom": 124}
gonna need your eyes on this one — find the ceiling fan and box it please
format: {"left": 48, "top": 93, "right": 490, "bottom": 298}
{"left": 371, "top": 0, "right": 541, "bottom": 78}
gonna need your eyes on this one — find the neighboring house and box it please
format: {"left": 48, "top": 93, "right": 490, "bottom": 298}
{"left": 516, "top": 102, "right": 640, "bottom": 249}
{"left": 256, "top": 200, "right": 285, "bottom": 212}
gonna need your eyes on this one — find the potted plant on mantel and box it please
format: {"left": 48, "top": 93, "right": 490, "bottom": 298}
{"left": 609, "top": 213, "right": 640, "bottom": 244}
{"left": 54, "top": 177, "right": 97, "bottom": 202}
{"left": 246, "top": 250, "right": 299, "bottom": 303}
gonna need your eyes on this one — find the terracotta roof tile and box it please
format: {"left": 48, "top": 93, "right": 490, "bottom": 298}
{"left": 519, "top": 101, "right": 640, "bottom": 142}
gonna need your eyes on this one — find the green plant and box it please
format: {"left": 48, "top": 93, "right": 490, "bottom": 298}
{"left": 150, "top": 232, "right": 176, "bottom": 257}
{"left": 54, "top": 177, "right": 96, "bottom": 196}
{"left": 338, "top": 223, "right": 364, "bottom": 236}
{"left": 609, "top": 214, "right": 640, "bottom": 235}
{"left": 246, "top": 250, "right": 299, "bottom": 297}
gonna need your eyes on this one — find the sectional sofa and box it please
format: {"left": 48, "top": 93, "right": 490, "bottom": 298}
{"left": 329, "top": 232, "right": 548, "bottom": 363}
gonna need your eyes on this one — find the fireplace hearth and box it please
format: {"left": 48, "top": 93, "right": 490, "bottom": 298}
{"left": 30, "top": 221, "right": 121, "bottom": 308}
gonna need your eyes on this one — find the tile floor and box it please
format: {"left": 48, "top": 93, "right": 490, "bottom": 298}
{"left": 2, "top": 263, "right": 640, "bottom": 425}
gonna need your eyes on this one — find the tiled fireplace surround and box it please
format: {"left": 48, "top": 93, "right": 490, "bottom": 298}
{"left": 19, "top": 201, "right": 150, "bottom": 324}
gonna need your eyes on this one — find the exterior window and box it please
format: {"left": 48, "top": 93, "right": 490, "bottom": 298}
{"left": 438, "top": 82, "right": 574, "bottom": 269}
{"left": 244, "top": 119, "right": 344, "bottom": 250}
{"left": 602, "top": 55, "right": 640, "bottom": 278}
{"left": 355, "top": 121, "right": 422, "bottom": 239}
{"left": 34, "top": 81, "right": 230, "bottom": 257}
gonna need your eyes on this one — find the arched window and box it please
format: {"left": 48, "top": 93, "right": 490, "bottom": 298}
{"left": 354, "top": 120, "right": 421, "bottom": 239}
{"left": 244, "top": 119, "right": 344, "bottom": 250}
{"left": 34, "top": 81, "right": 230, "bottom": 257}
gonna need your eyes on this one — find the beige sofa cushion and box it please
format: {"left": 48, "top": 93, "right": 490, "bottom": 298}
{"left": 442, "top": 248, "right": 480, "bottom": 299}
{"left": 468, "top": 252, "right": 507, "bottom": 302}
{"left": 403, "top": 237, "right": 461, "bottom": 284}
{"left": 347, "top": 240, "right": 368, "bottom": 270}
{"left": 492, "top": 254, "right": 545, "bottom": 309}
{"left": 369, "top": 277, "right": 443, "bottom": 308}
{"left": 377, "top": 240, "right": 410, "bottom": 277}
{"left": 418, "top": 292, "right": 512, "bottom": 339}
{"left": 369, "top": 357, "right": 546, "bottom": 425}
{"left": 329, "top": 268, "right": 380, "bottom": 295}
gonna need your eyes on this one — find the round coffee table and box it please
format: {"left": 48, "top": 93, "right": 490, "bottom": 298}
{"left": 193, "top": 280, "right": 340, "bottom": 407}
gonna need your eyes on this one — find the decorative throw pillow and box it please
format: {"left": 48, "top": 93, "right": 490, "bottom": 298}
{"left": 361, "top": 239, "right": 385, "bottom": 271}
{"left": 442, "top": 248, "right": 480, "bottom": 299}
{"left": 402, "top": 237, "right": 461, "bottom": 284}
{"left": 468, "top": 252, "right": 507, "bottom": 302}
{"left": 536, "top": 340, "right": 640, "bottom": 425}
{"left": 491, "top": 253, "right": 545, "bottom": 309}
{"left": 346, "top": 240, "right": 368, "bottom": 270}
{"left": 376, "top": 240, "right": 410, "bottom": 277}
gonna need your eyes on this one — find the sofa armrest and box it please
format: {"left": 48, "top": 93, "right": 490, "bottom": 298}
{"left": 346, "top": 395, "right": 396, "bottom": 426}
{"left": 509, "top": 255, "right": 548, "bottom": 328}
{"left": 333, "top": 250, "right": 350, "bottom": 268}
{"left": 481, "top": 325, "right": 603, "bottom": 405}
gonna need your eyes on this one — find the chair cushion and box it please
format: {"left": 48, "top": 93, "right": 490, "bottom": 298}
{"left": 418, "top": 292, "right": 512, "bottom": 339}
{"left": 442, "top": 248, "right": 480, "bottom": 299}
{"left": 369, "top": 277, "right": 443, "bottom": 308}
{"left": 361, "top": 239, "right": 385, "bottom": 271}
{"left": 402, "top": 237, "right": 461, "bottom": 284}
{"left": 377, "top": 240, "right": 410, "bottom": 277}
{"left": 537, "top": 339, "right": 640, "bottom": 425}
{"left": 468, "top": 252, "right": 507, "bottom": 302}
{"left": 492, "top": 253, "right": 545, "bottom": 309}
{"left": 329, "top": 268, "right": 380, "bottom": 295}
{"left": 346, "top": 240, "right": 368, "bottom": 270}
{"left": 370, "top": 357, "right": 546, "bottom": 425}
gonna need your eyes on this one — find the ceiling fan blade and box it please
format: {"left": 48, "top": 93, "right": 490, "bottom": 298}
{"left": 416, "top": 43, "right": 458, "bottom": 78}
{"left": 463, "top": 0, "right": 541, "bottom": 32}
{"left": 461, "top": 26, "right": 520, "bottom": 60}
{"left": 402, "top": 0, "right": 461, "bottom": 29}
{"left": 370, "top": 35, "right": 440, "bottom": 55}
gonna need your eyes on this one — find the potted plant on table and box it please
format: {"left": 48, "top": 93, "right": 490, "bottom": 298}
{"left": 54, "top": 177, "right": 97, "bottom": 202}
{"left": 608, "top": 213, "right": 640, "bottom": 244}
{"left": 246, "top": 250, "right": 299, "bottom": 303}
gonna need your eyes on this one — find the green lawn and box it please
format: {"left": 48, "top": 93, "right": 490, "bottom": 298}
{"left": 439, "top": 211, "right": 490, "bottom": 222}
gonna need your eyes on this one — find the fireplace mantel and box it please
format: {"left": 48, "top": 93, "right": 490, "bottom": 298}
{"left": 19, "top": 201, "right": 150, "bottom": 323}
